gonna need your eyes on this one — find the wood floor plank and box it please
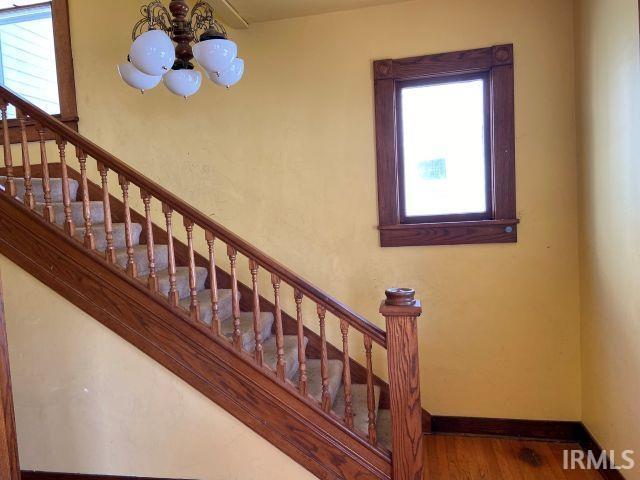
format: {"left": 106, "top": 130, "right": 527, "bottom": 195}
{"left": 547, "top": 442, "right": 605, "bottom": 480}
{"left": 424, "top": 435, "right": 604, "bottom": 480}
{"left": 491, "top": 437, "right": 526, "bottom": 480}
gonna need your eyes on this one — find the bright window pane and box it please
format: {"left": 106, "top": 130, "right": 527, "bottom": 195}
{"left": 0, "top": 3, "right": 59, "bottom": 118}
{"left": 400, "top": 78, "right": 488, "bottom": 218}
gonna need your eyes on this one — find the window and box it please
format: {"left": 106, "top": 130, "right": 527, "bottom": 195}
{"left": 0, "top": 0, "right": 77, "bottom": 141}
{"left": 374, "top": 45, "right": 518, "bottom": 246}
{"left": 0, "top": 2, "right": 60, "bottom": 117}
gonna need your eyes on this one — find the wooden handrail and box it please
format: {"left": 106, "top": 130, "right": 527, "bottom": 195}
{"left": 0, "top": 85, "right": 387, "bottom": 346}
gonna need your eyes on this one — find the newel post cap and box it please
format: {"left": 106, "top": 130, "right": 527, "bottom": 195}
{"left": 379, "top": 288, "right": 422, "bottom": 317}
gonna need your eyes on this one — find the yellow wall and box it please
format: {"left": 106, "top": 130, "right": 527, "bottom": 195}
{"left": 68, "top": 0, "right": 582, "bottom": 420}
{"left": 1, "top": 0, "right": 586, "bottom": 473}
{"left": 575, "top": 0, "right": 640, "bottom": 476}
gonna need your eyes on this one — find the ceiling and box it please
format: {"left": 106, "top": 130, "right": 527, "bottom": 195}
{"left": 226, "top": 0, "right": 412, "bottom": 24}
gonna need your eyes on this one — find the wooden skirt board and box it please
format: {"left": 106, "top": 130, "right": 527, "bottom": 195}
{"left": 0, "top": 193, "right": 391, "bottom": 480}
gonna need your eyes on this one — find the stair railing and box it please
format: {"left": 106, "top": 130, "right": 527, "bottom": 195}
{"left": 0, "top": 85, "right": 424, "bottom": 479}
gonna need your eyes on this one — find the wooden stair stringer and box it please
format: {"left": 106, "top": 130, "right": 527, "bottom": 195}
{"left": 0, "top": 194, "right": 391, "bottom": 480}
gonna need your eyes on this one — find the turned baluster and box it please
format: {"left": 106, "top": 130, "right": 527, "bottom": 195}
{"left": 56, "top": 137, "right": 74, "bottom": 235}
{"left": 118, "top": 175, "right": 137, "bottom": 276}
{"left": 162, "top": 204, "right": 179, "bottom": 306}
{"left": 270, "top": 274, "right": 286, "bottom": 381}
{"left": 380, "top": 288, "right": 424, "bottom": 480}
{"left": 76, "top": 148, "right": 95, "bottom": 249}
{"left": 249, "top": 259, "right": 264, "bottom": 366}
{"left": 97, "top": 163, "right": 116, "bottom": 263}
{"left": 35, "top": 123, "right": 54, "bottom": 222}
{"left": 205, "top": 231, "right": 220, "bottom": 335}
{"left": 340, "top": 319, "right": 354, "bottom": 429}
{"left": 227, "top": 246, "right": 242, "bottom": 350}
{"left": 364, "top": 335, "right": 377, "bottom": 446}
{"left": 294, "top": 289, "right": 308, "bottom": 396}
{"left": 1, "top": 102, "right": 16, "bottom": 196}
{"left": 317, "top": 305, "right": 331, "bottom": 412}
{"left": 140, "top": 190, "right": 157, "bottom": 290}
{"left": 184, "top": 219, "right": 200, "bottom": 322}
{"left": 16, "top": 110, "right": 33, "bottom": 209}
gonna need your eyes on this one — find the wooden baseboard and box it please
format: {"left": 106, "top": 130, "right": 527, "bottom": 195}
{"left": 20, "top": 473, "right": 191, "bottom": 480}
{"left": 431, "top": 415, "right": 584, "bottom": 441}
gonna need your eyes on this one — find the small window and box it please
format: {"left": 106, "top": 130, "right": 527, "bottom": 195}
{"left": 374, "top": 45, "right": 518, "bottom": 246}
{"left": 0, "top": 0, "right": 77, "bottom": 141}
{"left": 0, "top": 2, "right": 60, "bottom": 117}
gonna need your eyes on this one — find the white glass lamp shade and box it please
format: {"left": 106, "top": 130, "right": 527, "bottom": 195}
{"left": 193, "top": 39, "right": 237, "bottom": 74}
{"left": 129, "top": 30, "right": 176, "bottom": 76}
{"left": 117, "top": 62, "right": 162, "bottom": 92}
{"left": 163, "top": 69, "right": 202, "bottom": 97}
{"left": 208, "top": 58, "right": 244, "bottom": 88}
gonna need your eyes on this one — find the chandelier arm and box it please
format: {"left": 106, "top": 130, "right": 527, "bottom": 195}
{"left": 131, "top": 0, "right": 174, "bottom": 41}
{"left": 188, "top": 0, "right": 227, "bottom": 42}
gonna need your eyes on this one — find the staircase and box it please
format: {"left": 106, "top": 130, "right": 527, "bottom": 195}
{"left": 0, "top": 85, "right": 424, "bottom": 480}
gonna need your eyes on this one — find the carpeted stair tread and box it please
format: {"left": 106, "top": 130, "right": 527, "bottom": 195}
{"left": 306, "top": 359, "right": 344, "bottom": 406}
{"left": 154, "top": 266, "right": 208, "bottom": 300}
{"left": 35, "top": 200, "right": 105, "bottom": 226}
{"left": 249, "top": 335, "right": 307, "bottom": 380}
{"left": 114, "top": 244, "right": 169, "bottom": 277}
{"left": 179, "top": 289, "right": 234, "bottom": 325}
{"left": 1, "top": 176, "right": 79, "bottom": 203}
{"left": 375, "top": 409, "right": 392, "bottom": 451}
{"left": 220, "top": 311, "right": 275, "bottom": 350}
{"left": 74, "top": 223, "right": 143, "bottom": 251}
{"left": 333, "top": 384, "right": 381, "bottom": 437}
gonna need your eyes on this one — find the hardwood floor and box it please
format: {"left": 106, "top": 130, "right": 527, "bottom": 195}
{"left": 425, "top": 434, "right": 604, "bottom": 479}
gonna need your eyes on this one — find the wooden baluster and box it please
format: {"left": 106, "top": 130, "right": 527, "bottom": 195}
{"left": 118, "top": 175, "right": 136, "bottom": 276}
{"left": 35, "top": 123, "right": 54, "bottom": 222}
{"left": 97, "top": 162, "right": 116, "bottom": 263}
{"left": 380, "top": 288, "right": 424, "bottom": 480}
{"left": 294, "top": 289, "right": 308, "bottom": 396}
{"left": 270, "top": 274, "right": 286, "bottom": 381}
{"left": 227, "top": 246, "right": 242, "bottom": 350}
{"left": 56, "top": 137, "right": 74, "bottom": 235}
{"left": 1, "top": 102, "right": 16, "bottom": 196}
{"left": 364, "top": 335, "right": 377, "bottom": 446}
{"left": 205, "top": 231, "right": 220, "bottom": 335}
{"left": 317, "top": 305, "right": 331, "bottom": 412}
{"left": 16, "top": 109, "right": 33, "bottom": 209}
{"left": 249, "top": 259, "right": 264, "bottom": 366}
{"left": 162, "top": 204, "right": 179, "bottom": 306}
{"left": 184, "top": 218, "right": 200, "bottom": 322}
{"left": 76, "top": 148, "right": 95, "bottom": 250}
{"left": 140, "top": 190, "right": 157, "bottom": 290}
{"left": 340, "top": 319, "right": 354, "bottom": 429}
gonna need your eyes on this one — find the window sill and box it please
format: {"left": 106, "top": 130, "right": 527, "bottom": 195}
{"left": 1, "top": 115, "right": 78, "bottom": 144}
{"left": 378, "top": 219, "right": 519, "bottom": 247}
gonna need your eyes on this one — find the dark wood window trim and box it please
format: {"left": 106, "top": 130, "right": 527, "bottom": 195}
{"left": 3, "top": 0, "right": 78, "bottom": 143}
{"left": 374, "top": 44, "right": 518, "bottom": 247}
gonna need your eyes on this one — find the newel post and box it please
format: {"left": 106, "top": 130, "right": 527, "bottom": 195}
{"left": 380, "top": 288, "right": 423, "bottom": 480}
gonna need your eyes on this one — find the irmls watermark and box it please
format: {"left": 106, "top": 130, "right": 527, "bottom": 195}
{"left": 563, "top": 449, "right": 635, "bottom": 470}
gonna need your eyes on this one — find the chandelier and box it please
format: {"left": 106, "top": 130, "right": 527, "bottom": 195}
{"left": 117, "top": 0, "right": 244, "bottom": 98}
